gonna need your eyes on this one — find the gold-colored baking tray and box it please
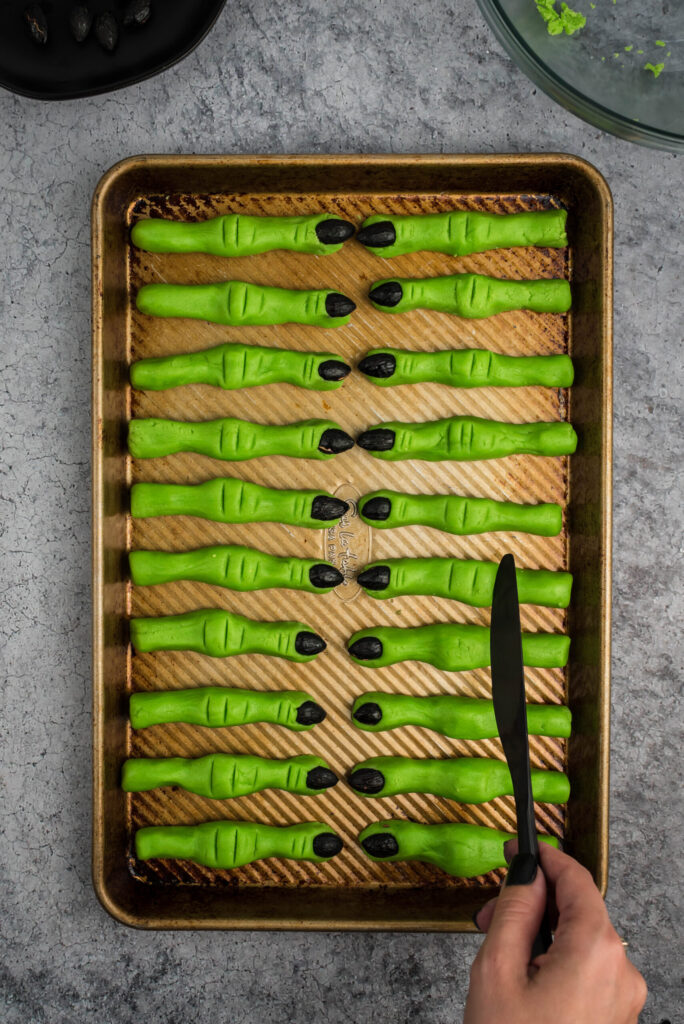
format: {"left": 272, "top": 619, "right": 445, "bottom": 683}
{"left": 92, "top": 154, "right": 612, "bottom": 930}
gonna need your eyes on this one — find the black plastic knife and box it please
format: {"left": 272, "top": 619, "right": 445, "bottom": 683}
{"left": 490, "top": 552, "right": 552, "bottom": 957}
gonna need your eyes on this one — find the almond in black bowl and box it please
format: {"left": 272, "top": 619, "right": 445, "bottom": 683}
{"left": 94, "top": 11, "right": 119, "bottom": 52}
{"left": 69, "top": 5, "right": 93, "bottom": 42}
{"left": 123, "top": 0, "right": 152, "bottom": 28}
{"left": 24, "top": 5, "right": 48, "bottom": 45}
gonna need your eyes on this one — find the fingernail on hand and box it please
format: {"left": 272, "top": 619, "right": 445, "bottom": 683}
{"left": 505, "top": 853, "right": 538, "bottom": 886}
{"left": 472, "top": 909, "right": 483, "bottom": 931}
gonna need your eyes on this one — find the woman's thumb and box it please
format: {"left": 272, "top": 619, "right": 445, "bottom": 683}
{"left": 478, "top": 854, "right": 548, "bottom": 973}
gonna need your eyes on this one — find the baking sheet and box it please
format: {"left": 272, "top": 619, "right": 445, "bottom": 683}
{"left": 92, "top": 154, "right": 612, "bottom": 929}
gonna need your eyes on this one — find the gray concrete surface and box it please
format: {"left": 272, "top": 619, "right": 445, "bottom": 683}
{"left": 0, "top": 1, "right": 682, "bottom": 1021}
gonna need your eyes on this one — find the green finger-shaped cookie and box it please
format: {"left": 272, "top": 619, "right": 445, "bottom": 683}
{"left": 358, "top": 347, "right": 574, "bottom": 388}
{"left": 359, "top": 490, "right": 562, "bottom": 537}
{"left": 129, "top": 545, "right": 343, "bottom": 593}
{"left": 136, "top": 281, "right": 356, "bottom": 328}
{"left": 347, "top": 623, "right": 569, "bottom": 669}
{"left": 130, "top": 343, "right": 351, "bottom": 392}
{"left": 130, "top": 477, "right": 349, "bottom": 528}
{"left": 131, "top": 213, "right": 355, "bottom": 257}
{"left": 122, "top": 753, "right": 338, "bottom": 799}
{"left": 352, "top": 692, "right": 571, "bottom": 739}
{"left": 136, "top": 820, "right": 343, "bottom": 868}
{"left": 357, "top": 557, "right": 572, "bottom": 608}
{"left": 359, "top": 820, "right": 558, "bottom": 877}
{"left": 128, "top": 417, "right": 354, "bottom": 462}
{"left": 357, "top": 209, "right": 567, "bottom": 258}
{"left": 357, "top": 416, "right": 577, "bottom": 462}
{"left": 130, "top": 687, "right": 326, "bottom": 731}
{"left": 349, "top": 755, "right": 569, "bottom": 804}
{"left": 369, "top": 274, "right": 571, "bottom": 318}
{"left": 130, "top": 608, "right": 326, "bottom": 662}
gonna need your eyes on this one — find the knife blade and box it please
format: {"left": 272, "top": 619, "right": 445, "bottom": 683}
{"left": 490, "top": 552, "right": 552, "bottom": 956}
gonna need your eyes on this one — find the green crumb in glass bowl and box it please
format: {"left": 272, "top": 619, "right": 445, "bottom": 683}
{"left": 535, "top": 0, "right": 586, "bottom": 36}
{"left": 534, "top": 3, "right": 672, "bottom": 79}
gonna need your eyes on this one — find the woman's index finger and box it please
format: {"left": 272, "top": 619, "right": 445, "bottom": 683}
{"left": 537, "top": 842, "right": 610, "bottom": 943}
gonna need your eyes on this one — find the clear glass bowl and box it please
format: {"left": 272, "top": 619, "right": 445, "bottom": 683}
{"left": 477, "top": 0, "right": 684, "bottom": 152}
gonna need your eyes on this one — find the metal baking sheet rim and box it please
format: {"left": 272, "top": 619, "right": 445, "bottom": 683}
{"left": 91, "top": 153, "right": 613, "bottom": 930}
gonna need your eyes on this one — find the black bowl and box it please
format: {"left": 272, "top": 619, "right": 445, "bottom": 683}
{"left": 0, "top": 0, "right": 227, "bottom": 100}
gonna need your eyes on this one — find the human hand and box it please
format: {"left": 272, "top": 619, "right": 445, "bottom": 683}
{"left": 464, "top": 841, "right": 647, "bottom": 1024}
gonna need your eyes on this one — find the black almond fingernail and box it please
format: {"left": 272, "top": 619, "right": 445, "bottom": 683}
{"left": 357, "top": 565, "right": 390, "bottom": 591}
{"left": 361, "top": 833, "right": 399, "bottom": 858}
{"left": 306, "top": 767, "right": 338, "bottom": 790}
{"left": 318, "top": 428, "right": 354, "bottom": 454}
{"left": 311, "top": 496, "right": 349, "bottom": 521}
{"left": 353, "top": 702, "right": 383, "bottom": 725}
{"left": 348, "top": 637, "right": 383, "bottom": 660}
{"left": 313, "top": 832, "right": 343, "bottom": 857}
{"left": 358, "top": 352, "right": 397, "bottom": 379}
{"left": 349, "top": 768, "right": 385, "bottom": 794}
{"left": 295, "top": 632, "right": 326, "bottom": 656}
{"left": 296, "top": 700, "right": 327, "bottom": 725}
{"left": 361, "top": 497, "right": 391, "bottom": 521}
{"left": 318, "top": 359, "right": 351, "bottom": 381}
{"left": 309, "top": 564, "right": 344, "bottom": 588}
{"left": 357, "top": 221, "right": 396, "bottom": 248}
{"left": 357, "top": 429, "right": 395, "bottom": 452}
{"left": 315, "top": 219, "right": 355, "bottom": 245}
{"left": 369, "top": 281, "right": 403, "bottom": 307}
{"left": 325, "top": 293, "right": 356, "bottom": 318}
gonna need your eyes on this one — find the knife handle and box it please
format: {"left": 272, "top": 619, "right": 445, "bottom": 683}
{"left": 531, "top": 906, "right": 553, "bottom": 959}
